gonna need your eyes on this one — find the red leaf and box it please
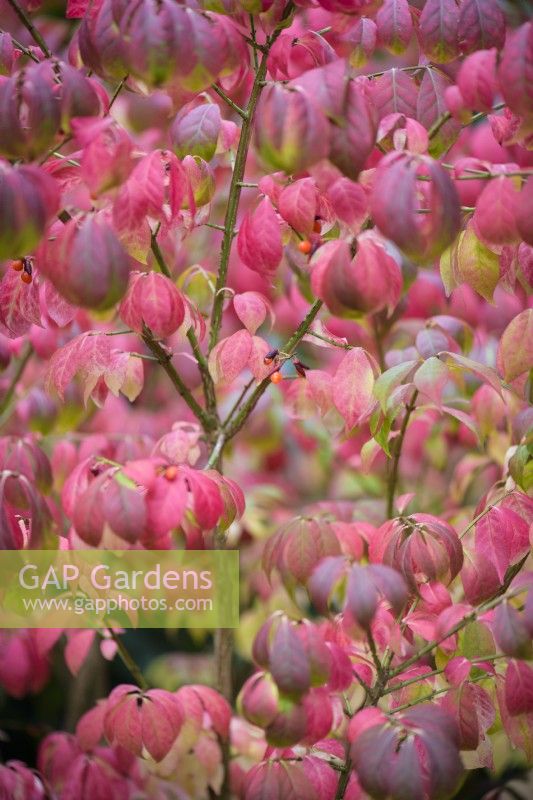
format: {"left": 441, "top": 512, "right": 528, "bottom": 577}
{"left": 458, "top": 0, "right": 506, "bottom": 53}
{"left": 171, "top": 102, "right": 221, "bottom": 162}
{"left": 255, "top": 83, "right": 330, "bottom": 174}
{"left": 505, "top": 661, "right": 533, "bottom": 717}
{"left": 325, "top": 178, "right": 368, "bottom": 233}
{"left": 456, "top": 49, "right": 498, "bottom": 113}
{"left": 329, "top": 79, "right": 378, "bottom": 180}
{"left": 376, "top": 0, "right": 414, "bottom": 54}
{"left": 475, "top": 507, "right": 529, "bottom": 583}
{"left": 269, "top": 618, "right": 311, "bottom": 698}
{"left": 418, "top": 0, "right": 460, "bottom": 63}
{"left": 498, "top": 22, "right": 533, "bottom": 119}
{"left": 237, "top": 198, "right": 283, "bottom": 277}
{"left": 66, "top": 0, "right": 89, "bottom": 18}
{"left": 371, "top": 152, "right": 461, "bottom": 262}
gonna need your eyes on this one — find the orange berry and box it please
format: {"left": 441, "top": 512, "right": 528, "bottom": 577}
{"left": 164, "top": 465, "right": 179, "bottom": 481}
{"left": 20, "top": 272, "right": 32, "bottom": 284}
{"left": 270, "top": 371, "right": 283, "bottom": 384}
{"left": 11, "top": 259, "right": 23, "bottom": 271}
{"left": 313, "top": 219, "right": 322, "bottom": 233}
{"left": 298, "top": 240, "right": 312, "bottom": 255}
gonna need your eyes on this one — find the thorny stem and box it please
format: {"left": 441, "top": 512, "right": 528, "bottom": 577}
{"left": 208, "top": 3, "right": 295, "bottom": 354}
{"left": 5, "top": 0, "right": 51, "bottom": 57}
{"left": 107, "top": 630, "right": 149, "bottom": 691}
{"left": 386, "top": 390, "right": 418, "bottom": 519}
{"left": 0, "top": 343, "right": 33, "bottom": 417}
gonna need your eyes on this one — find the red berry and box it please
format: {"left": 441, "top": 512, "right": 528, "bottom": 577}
{"left": 11, "top": 259, "right": 23, "bottom": 271}
{"left": 298, "top": 240, "right": 312, "bottom": 255}
{"left": 270, "top": 371, "right": 283, "bottom": 384}
{"left": 21, "top": 271, "right": 32, "bottom": 284}
{"left": 313, "top": 219, "right": 322, "bottom": 233}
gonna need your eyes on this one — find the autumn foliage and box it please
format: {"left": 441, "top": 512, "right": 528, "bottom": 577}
{"left": 0, "top": 0, "right": 532, "bottom": 798}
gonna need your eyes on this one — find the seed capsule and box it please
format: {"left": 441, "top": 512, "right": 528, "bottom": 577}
{"left": 263, "top": 348, "right": 279, "bottom": 366}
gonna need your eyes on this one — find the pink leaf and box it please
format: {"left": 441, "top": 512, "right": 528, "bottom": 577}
{"left": 65, "top": 631, "right": 94, "bottom": 676}
{"left": 0, "top": 269, "right": 41, "bottom": 338}
{"left": 325, "top": 178, "right": 368, "bottom": 233}
{"left": 496, "top": 310, "right": 533, "bottom": 383}
{"left": 233, "top": 292, "right": 273, "bottom": 335}
{"left": 41, "top": 280, "right": 77, "bottom": 327}
{"left": 278, "top": 178, "right": 317, "bottom": 235}
{"left": 208, "top": 329, "right": 253, "bottom": 384}
{"left": 332, "top": 348, "right": 376, "bottom": 429}
{"left": 237, "top": 198, "right": 283, "bottom": 277}
{"left": 414, "top": 357, "right": 450, "bottom": 406}
{"left": 118, "top": 271, "right": 186, "bottom": 339}
{"left": 371, "top": 68, "right": 418, "bottom": 120}
{"left": 473, "top": 177, "right": 520, "bottom": 247}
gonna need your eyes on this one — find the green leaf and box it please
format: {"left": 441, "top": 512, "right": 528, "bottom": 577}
{"left": 440, "top": 224, "right": 500, "bottom": 302}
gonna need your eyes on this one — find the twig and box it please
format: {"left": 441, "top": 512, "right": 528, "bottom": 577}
{"left": 224, "top": 299, "right": 323, "bottom": 440}
{"left": 109, "top": 74, "right": 129, "bottom": 109}
{"left": 223, "top": 377, "right": 255, "bottom": 428}
{"left": 0, "top": 343, "right": 32, "bottom": 417}
{"left": 5, "top": 0, "right": 51, "bottom": 57}
{"left": 107, "top": 630, "right": 149, "bottom": 690}
{"left": 307, "top": 331, "right": 352, "bottom": 350}
{"left": 388, "top": 585, "right": 526, "bottom": 681}
{"left": 187, "top": 328, "right": 218, "bottom": 421}
{"left": 459, "top": 488, "right": 516, "bottom": 540}
{"left": 0, "top": 29, "right": 39, "bottom": 61}
{"left": 141, "top": 326, "right": 215, "bottom": 431}
{"left": 386, "top": 390, "right": 418, "bottom": 518}
{"left": 208, "top": 3, "right": 295, "bottom": 355}
{"left": 211, "top": 83, "right": 248, "bottom": 120}
{"left": 205, "top": 432, "right": 226, "bottom": 470}
{"left": 150, "top": 225, "right": 172, "bottom": 278}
